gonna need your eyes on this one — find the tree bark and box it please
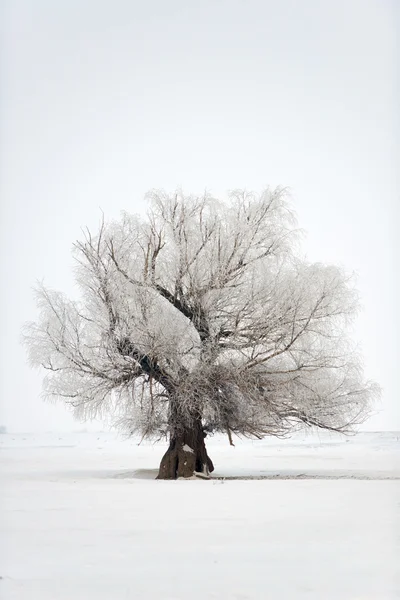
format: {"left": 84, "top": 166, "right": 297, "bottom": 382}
{"left": 156, "top": 418, "right": 214, "bottom": 480}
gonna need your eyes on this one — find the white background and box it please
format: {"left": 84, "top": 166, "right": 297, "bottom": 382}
{"left": 0, "top": 0, "right": 398, "bottom": 432}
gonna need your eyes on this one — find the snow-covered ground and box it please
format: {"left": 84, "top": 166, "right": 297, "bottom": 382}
{"left": 1, "top": 431, "right": 399, "bottom": 599}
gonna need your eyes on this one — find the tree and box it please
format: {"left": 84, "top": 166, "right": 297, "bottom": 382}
{"left": 24, "top": 188, "right": 378, "bottom": 479}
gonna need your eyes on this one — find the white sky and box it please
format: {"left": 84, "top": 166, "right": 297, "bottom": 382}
{"left": 0, "top": 0, "right": 398, "bottom": 432}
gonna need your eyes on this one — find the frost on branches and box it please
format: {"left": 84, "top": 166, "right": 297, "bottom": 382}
{"left": 24, "top": 189, "right": 378, "bottom": 479}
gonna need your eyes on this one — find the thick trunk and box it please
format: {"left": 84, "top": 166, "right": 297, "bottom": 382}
{"left": 157, "top": 419, "right": 214, "bottom": 480}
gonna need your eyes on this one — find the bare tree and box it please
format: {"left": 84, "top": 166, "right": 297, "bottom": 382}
{"left": 24, "top": 188, "right": 378, "bottom": 478}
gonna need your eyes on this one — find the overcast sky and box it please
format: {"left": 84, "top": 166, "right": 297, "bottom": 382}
{"left": 0, "top": 0, "right": 398, "bottom": 432}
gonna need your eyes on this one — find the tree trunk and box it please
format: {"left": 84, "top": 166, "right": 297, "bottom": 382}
{"left": 156, "top": 418, "right": 214, "bottom": 480}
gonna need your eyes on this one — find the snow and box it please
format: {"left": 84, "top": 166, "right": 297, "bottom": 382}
{"left": 1, "top": 431, "right": 399, "bottom": 599}
{"left": 182, "top": 444, "right": 194, "bottom": 453}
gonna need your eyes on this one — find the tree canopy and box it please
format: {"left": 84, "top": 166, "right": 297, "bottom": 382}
{"left": 24, "top": 188, "right": 378, "bottom": 478}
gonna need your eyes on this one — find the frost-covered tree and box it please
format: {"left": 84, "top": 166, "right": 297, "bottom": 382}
{"left": 24, "top": 189, "right": 378, "bottom": 478}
